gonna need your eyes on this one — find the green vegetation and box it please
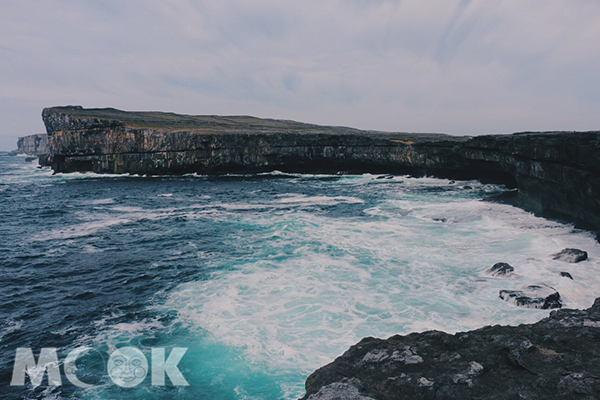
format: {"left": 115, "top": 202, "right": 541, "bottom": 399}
{"left": 49, "top": 106, "right": 468, "bottom": 142}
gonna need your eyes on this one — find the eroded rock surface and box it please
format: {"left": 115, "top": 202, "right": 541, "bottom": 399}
{"left": 302, "top": 298, "right": 600, "bottom": 400}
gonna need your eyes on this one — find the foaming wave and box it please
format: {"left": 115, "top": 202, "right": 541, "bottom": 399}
{"left": 274, "top": 194, "right": 364, "bottom": 205}
{"left": 31, "top": 217, "right": 133, "bottom": 241}
{"left": 158, "top": 192, "right": 600, "bottom": 399}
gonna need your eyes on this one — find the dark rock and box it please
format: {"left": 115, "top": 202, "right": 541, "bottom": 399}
{"left": 560, "top": 272, "right": 574, "bottom": 280}
{"left": 24, "top": 156, "right": 37, "bottom": 162}
{"left": 499, "top": 284, "right": 562, "bottom": 309}
{"left": 302, "top": 298, "right": 600, "bottom": 400}
{"left": 375, "top": 174, "right": 394, "bottom": 180}
{"left": 462, "top": 185, "right": 473, "bottom": 189}
{"left": 38, "top": 153, "right": 52, "bottom": 167}
{"left": 448, "top": 180, "right": 455, "bottom": 184}
{"left": 487, "top": 262, "right": 514, "bottom": 276}
{"left": 553, "top": 248, "right": 588, "bottom": 263}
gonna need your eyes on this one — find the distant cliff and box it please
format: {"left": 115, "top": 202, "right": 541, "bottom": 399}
{"left": 17, "top": 133, "right": 49, "bottom": 156}
{"left": 41, "top": 106, "right": 600, "bottom": 233}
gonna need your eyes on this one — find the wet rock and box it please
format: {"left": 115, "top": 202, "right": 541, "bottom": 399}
{"left": 487, "top": 262, "right": 514, "bottom": 276}
{"left": 560, "top": 272, "right": 573, "bottom": 280}
{"left": 553, "top": 248, "right": 588, "bottom": 263}
{"left": 305, "top": 378, "right": 375, "bottom": 400}
{"left": 462, "top": 185, "right": 473, "bottom": 189}
{"left": 302, "top": 298, "right": 600, "bottom": 400}
{"left": 499, "top": 284, "right": 562, "bottom": 309}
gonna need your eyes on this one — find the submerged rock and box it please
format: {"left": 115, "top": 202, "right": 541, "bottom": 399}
{"left": 560, "top": 272, "right": 574, "bottom": 280}
{"left": 499, "top": 284, "right": 562, "bottom": 309}
{"left": 553, "top": 248, "right": 588, "bottom": 263}
{"left": 487, "top": 262, "right": 514, "bottom": 276}
{"left": 302, "top": 298, "right": 600, "bottom": 400}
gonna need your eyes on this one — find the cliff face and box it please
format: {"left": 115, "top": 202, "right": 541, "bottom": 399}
{"left": 41, "top": 106, "right": 600, "bottom": 232}
{"left": 302, "top": 298, "right": 600, "bottom": 400}
{"left": 16, "top": 133, "right": 49, "bottom": 156}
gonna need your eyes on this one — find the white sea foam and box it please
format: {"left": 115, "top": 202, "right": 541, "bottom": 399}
{"left": 87, "top": 198, "right": 115, "bottom": 205}
{"left": 157, "top": 179, "right": 600, "bottom": 399}
{"left": 31, "top": 217, "right": 133, "bottom": 241}
{"left": 274, "top": 194, "right": 365, "bottom": 205}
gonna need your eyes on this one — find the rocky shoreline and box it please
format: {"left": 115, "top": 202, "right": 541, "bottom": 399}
{"left": 301, "top": 297, "right": 600, "bottom": 400}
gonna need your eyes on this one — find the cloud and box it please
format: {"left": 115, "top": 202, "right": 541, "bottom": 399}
{"left": 0, "top": 0, "right": 599, "bottom": 149}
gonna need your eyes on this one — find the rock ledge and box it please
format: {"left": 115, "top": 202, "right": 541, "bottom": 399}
{"left": 302, "top": 298, "right": 600, "bottom": 400}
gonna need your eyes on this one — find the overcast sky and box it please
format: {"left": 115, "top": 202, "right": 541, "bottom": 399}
{"left": 1, "top": 0, "right": 599, "bottom": 150}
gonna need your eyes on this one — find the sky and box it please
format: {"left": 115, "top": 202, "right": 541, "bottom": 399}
{"left": 1, "top": 0, "right": 600, "bottom": 150}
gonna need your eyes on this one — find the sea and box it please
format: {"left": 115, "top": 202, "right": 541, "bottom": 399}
{"left": 1, "top": 153, "right": 599, "bottom": 399}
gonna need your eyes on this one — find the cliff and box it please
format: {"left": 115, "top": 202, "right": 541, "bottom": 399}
{"left": 41, "top": 106, "right": 600, "bottom": 233}
{"left": 16, "top": 133, "right": 49, "bottom": 156}
{"left": 302, "top": 298, "right": 600, "bottom": 400}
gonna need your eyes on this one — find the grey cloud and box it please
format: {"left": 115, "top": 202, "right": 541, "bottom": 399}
{"left": 1, "top": 0, "right": 599, "bottom": 150}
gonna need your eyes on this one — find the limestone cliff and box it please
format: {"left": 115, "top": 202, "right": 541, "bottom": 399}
{"left": 41, "top": 106, "right": 600, "bottom": 233}
{"left": 17, "top": 133, "right": 49, "bottom": 156}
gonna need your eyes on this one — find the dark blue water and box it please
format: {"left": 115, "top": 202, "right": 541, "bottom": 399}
{"left": 1, "top": 154, "right": 599, "bottom": 399}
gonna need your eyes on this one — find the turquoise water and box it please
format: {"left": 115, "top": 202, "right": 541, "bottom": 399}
{"left": 1, "top": 155, "right": 599, "bottom": 399}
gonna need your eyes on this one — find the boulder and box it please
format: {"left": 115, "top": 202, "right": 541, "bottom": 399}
{"left": 553, "top": 248, "right": 588, "bottom": 263}
{"left": 487, "top": 262, "right": 514, "bottom": 276}
{"left": 499, "top": 284, "right": 562, "bottom": 309}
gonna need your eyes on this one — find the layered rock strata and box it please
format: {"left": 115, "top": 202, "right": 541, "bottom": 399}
{"left": 16, "top": 133, "right": 49, "bottom": 156}
{"left": 41, "top": 106, "right": 600, "bottom": 233}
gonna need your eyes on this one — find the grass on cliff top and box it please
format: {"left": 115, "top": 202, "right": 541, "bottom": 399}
{"left": 48, "top": 106, "right": 468, "bottom": 142}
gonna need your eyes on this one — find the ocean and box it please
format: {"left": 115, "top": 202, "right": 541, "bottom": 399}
{"left": 1, "top": 153, "right": 599, "bottom": 399}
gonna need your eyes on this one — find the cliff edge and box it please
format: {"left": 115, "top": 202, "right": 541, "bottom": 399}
{"left": 41, "top": 106, "right": 600, "bottom": 234}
